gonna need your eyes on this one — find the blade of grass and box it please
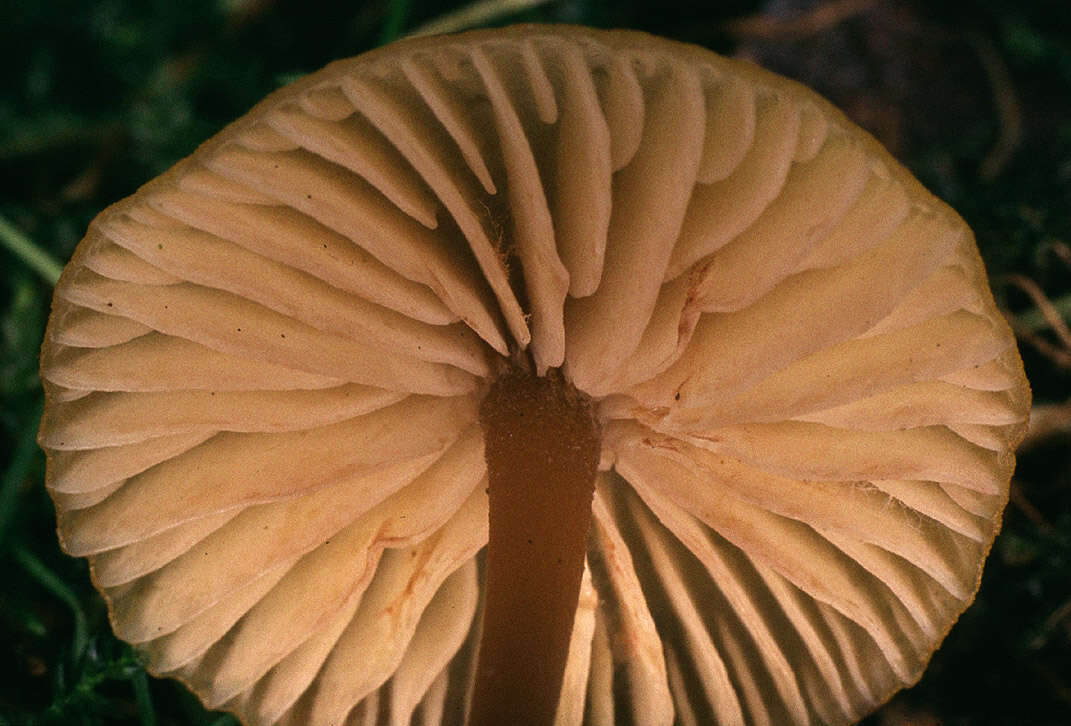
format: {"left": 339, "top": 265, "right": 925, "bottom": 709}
{"left": 0, "top": 215, "right": 63, "bottom": 285}
{"left": 14, "top": 544, "right": 89, "bottom": 664}
{"left": 0, "top": 399, "right": 44, "bottom": 545}
{"left": 379, "top": 0, "right": 411, "bottom": 45}
{"left": 131, "top": 667, "right": 158, "bottom": 726}
{"left": 1014, "top": 291, "right": 1071, "bottom": 334}
{"left": 406, "top": 0, "right": 553, "bottom": 37}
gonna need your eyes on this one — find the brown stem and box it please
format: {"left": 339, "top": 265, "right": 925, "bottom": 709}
{"left": 469, "top": 368, "right": 602, "bottom": 726}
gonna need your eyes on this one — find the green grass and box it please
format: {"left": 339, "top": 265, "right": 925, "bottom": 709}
{"left": 2, "top": 1, "right": 1069, "bottom": 724}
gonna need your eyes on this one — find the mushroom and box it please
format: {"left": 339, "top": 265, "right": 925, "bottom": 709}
{"left": 39, "top": 24, "right": 1030, "bottom": 726}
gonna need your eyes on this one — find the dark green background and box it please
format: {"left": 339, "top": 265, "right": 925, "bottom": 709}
{"left": 2, "top": 1, "right": 1069, "bottom": 724}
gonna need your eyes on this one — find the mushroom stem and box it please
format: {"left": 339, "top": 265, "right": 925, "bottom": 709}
{"left": 469, "top": 367, "right": 602, "bottom": 726}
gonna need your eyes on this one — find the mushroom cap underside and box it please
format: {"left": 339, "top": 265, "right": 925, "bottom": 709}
{"left": 38, "top": 24, "right": 1030, "bottom": 726}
